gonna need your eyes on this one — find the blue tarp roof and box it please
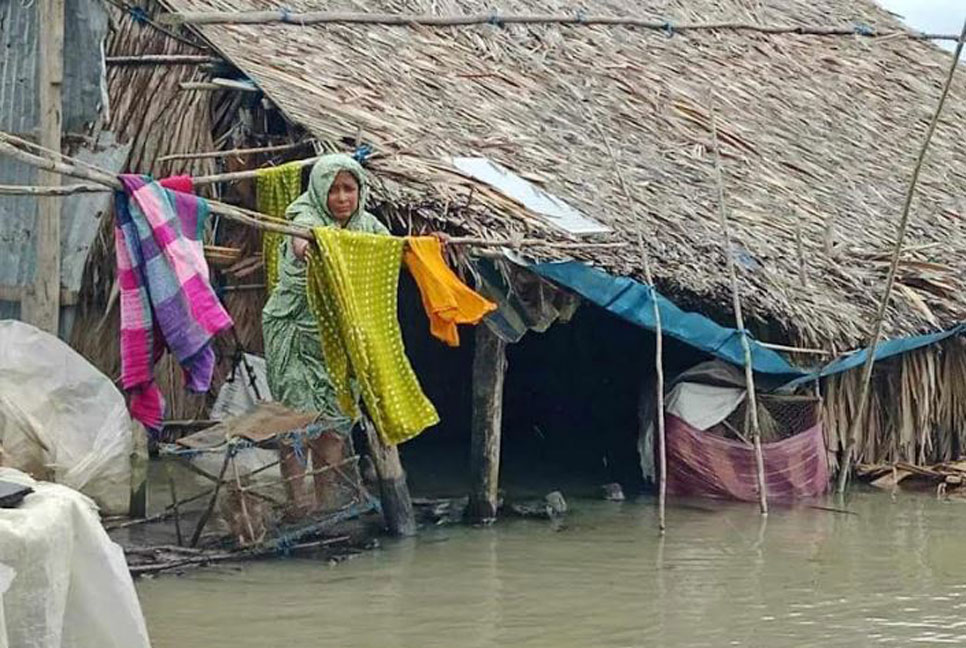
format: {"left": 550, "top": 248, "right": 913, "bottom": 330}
{"left": 532, "top": 261, "right": 964, "bottom": 386}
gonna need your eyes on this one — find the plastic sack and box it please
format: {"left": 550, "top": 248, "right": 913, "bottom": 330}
{"left": 0, "top": 468, "right": 151, "bottom": 648}
{"left": 210, "top": 352, "right": 271, "bottom": 420}
{"left": 0, "top": 320, "right": 135, "bottom": 515}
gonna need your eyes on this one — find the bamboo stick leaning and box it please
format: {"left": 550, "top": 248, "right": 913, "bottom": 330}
{"left": 708, "top": 101, "right": 768, "bottom": 515}
{"left": 835, "top": 16, "right": 966, "bottom": 494}
{"left": 583, "top": 96, "right": 668, "bottom": 533}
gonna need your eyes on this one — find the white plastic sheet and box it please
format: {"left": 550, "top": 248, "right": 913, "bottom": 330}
{"left": 0, "top": 320, "right": 135, "bottom": 514}
{"left": 0, "top": 468, "right": 151, "bottom": 648}
{"left": 639, "top": 360, "right": 747, "bottom": 482}
{"left": 210, "top": 353, "right": 271, "bottom": 421}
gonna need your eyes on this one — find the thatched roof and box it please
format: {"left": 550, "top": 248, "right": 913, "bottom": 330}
{"left": 164, "top": 0, "right": 966, "bottom": 350}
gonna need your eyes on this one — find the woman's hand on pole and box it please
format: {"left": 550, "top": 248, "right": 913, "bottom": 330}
{"left": 292, "top": 236, "right": 310, "bottom": 261}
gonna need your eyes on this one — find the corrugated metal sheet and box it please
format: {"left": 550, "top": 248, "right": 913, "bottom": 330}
{"left": 0, "top": 0, "right": 118, "bottom": 336}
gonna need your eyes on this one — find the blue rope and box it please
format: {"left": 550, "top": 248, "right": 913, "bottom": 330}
{"left": 574, "top": 10, "right": 587, "bottom": 24}
{"left": 662, "top": 20, "right": 675, "bottom": 37}
{"left": 279, "top": 7, "right": 293, "bottom": 23}
{"left": 853, "top": 22, "right": 875, "bottom": 37}
{"left": 488, "top": 10, "right": 503, "bottom": 27}
{"left": 352, "top": 144, "right": 373, "bottom": 164}
{"left": 290, "top": 432, "right": 307, "bottom": 468}
{"left": 128, "top": 6, "right": 149, "bottom": 23}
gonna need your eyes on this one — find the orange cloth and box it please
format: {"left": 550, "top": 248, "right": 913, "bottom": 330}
{"left": 404, "top": 237, "right": 496, "bottom": 347}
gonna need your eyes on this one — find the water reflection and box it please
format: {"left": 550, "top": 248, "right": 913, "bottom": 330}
{"left": 137, "top": 490, "right": 966, "bottom": 648}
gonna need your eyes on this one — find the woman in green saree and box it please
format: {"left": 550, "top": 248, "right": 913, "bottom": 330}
{"left": 262, "top": 154, "right": 389, "bottom": 514}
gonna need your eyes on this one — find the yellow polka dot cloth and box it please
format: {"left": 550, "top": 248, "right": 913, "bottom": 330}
{"left": 256, "top": 163, "right": 303, "bottom": 294}
{"left": 305, "top": 227, "right": 439, "bottom": 445}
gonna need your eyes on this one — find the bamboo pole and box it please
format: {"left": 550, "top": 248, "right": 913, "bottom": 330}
{"left": 105, "top": 55, "right": 223, "bottom": 65}
{"left": 0, "top": 182, "right": 112, "bottom": 196}
{"left": 157, "top": 10, "right": 961, "bottom": 42}
{"left": 708, "top": 101, "right": 768, "bottom": 515}
{"left": 585, "top": 102, "right": 668, "bottom": 533}
{"left": 835, "top": 16, "right": 966, "bottom": 495}
{"left": 189, "top": 447, "right": 233, "bottom": 547}
{"left": 180, "top": 79, "right": 259, "bottom": 93}
{"left": 158, "top": 140, "right": 314, "bottom": 162}
{"left": 642, "top": 231, "right": 668, "bottom": 533}
{"left": 0, "top": 139, "right": 629, "bottom": 250}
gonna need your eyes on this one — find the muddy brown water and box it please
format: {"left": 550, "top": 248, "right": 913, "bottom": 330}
{"left": 136, "top": 489, "right": 966, "bottom": 647}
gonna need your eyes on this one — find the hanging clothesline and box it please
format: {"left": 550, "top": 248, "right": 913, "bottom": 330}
{"left": 0, "top": 136, "right": 626, "bottom": 251}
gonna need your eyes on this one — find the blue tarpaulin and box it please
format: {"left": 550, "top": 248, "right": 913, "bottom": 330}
{"left": 781, "top": 323, "right": 966, "bottom": 389}
{"left": 533, "top": 261, "right": 805, "bottom": 377}
{"left": 532, "top": 260, "right": 965, "bottom": 386}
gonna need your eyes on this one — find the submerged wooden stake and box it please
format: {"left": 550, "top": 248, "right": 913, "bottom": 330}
{"left": 362, "top": 420, "right": 417, "bottom": 536}
{"left": 639, "top": 233, "right": 668, "bottom": 533}
{"left": 468, "top": 325, "right": 507, "bottom": 523}
{"left": 709, "top": 101, "right": 768, "bottom": 515}
{"left": 836, "top": 17, "right": 966, "bottom": 495}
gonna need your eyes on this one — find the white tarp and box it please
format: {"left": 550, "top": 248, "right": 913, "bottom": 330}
{"left": 639, "top": 360, "right": 747, "bottom": 482}
{"left": 451, "top": 157, "right": 612, "bottom": 235}
{"left": 0, "top": 320, "right": 135, "bottom": 514}
{"left": 210, "top": 353, "right": 271, "bottom": 421}
{"left": 0, "top": 469, "right": 151, "bottom": 648}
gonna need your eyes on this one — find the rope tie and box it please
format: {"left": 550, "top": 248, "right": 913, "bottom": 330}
{"left": 279, "top": 7, "right": 293, "bottom": 23}
{"left": 290, "top": 433, "right": 307, "bottom": 467}
{"left": 352, "top": 144, "right": 373, "bottom": 164}
{"left": 574, "top": 10, "right": 587, "bottom": 24}
{"left": 488, "top": 10, "right": 503, "bottom": 27}
{"left": 853, "top": 22, "right": 875, "bottom": 37}
{"left": 662, "top": 20, "right": 675, "bottom": 37}
{"left": 128, "top": 5, "right": 149, "bottom": 23}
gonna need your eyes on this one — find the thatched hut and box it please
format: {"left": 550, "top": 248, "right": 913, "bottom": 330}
{"left": 67, "top": 0, "right": 966, "bottom": 497}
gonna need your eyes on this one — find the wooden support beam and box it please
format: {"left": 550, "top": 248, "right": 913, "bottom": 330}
{"left": 24, "top": 0, "right": 65, "bottom": 334}
{"left": 362, "top": 420, "right": 416, "bottom": 536}
{"left": 468, "top": 325, "right": 507, "bottom": 523}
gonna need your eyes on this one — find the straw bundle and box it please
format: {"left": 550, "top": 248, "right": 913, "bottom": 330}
{"left": 822, "top": 338, "right": 966, "bottom": 468}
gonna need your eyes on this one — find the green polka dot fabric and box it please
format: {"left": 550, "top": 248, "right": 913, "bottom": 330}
{"left": 306, "top": 227, "right": 439, "bottom": 445}
{"left": 257, "top": 163, "right": 304, "bottom": 294}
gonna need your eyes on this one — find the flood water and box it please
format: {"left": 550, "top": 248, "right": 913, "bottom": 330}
{"left": 137, "top": 489, "right": 966, "bottom": 647}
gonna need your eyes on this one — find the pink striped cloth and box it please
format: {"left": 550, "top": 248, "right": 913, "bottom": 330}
{"left": 665, "top": 414, "right": 829, "bottom": 501}
{"left": 114, "top": 174, "right": 233, "bottom": 430}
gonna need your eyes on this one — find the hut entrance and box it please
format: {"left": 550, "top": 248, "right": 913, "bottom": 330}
{"left": 397, "top": 277, "right": 708, "bottom": 500}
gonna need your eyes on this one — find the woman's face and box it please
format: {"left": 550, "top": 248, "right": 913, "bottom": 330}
{"left": 327, "top": 170, "right": 360, "bottom": 223}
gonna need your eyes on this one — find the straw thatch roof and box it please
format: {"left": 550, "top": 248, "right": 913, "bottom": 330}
{"left": 164, "top": 0, "right": 966, "bottom": 350}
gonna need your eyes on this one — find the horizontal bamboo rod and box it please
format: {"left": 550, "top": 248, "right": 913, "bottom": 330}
{"left": 0, "top": 145, "right": 627, "bottom": 250}
{"left": 158, "top": 140, "right": 314, "bottom": 162}
{"left": 157, "top": 11, "right": 960, "bottom": 41}
{"left": 0, "top": 182, "right": 110, "bottom": 196}
{"left": 181, "top": 79, "right": 259, "bottom": 93}
{"left": 105, "top": 54, "right": 223, "bottom": 65}
{"left": 758, "top": 341, "right": 833, "bottom": 356}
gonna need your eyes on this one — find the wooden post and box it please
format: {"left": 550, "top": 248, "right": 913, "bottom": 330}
{"left": 709, "top": 101, "right": 768, "bottom": 515}
{"left": 836, "top": 17, "right": 966, "bottom": 494}
{"left": 362, "top": 420, "right": 417, "bottom": 536}
{"left": 23, "top": 0, "right": 65, "bottom": 334}
{"left": 468, "top": 325, "right": 507, "bottom": 523}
